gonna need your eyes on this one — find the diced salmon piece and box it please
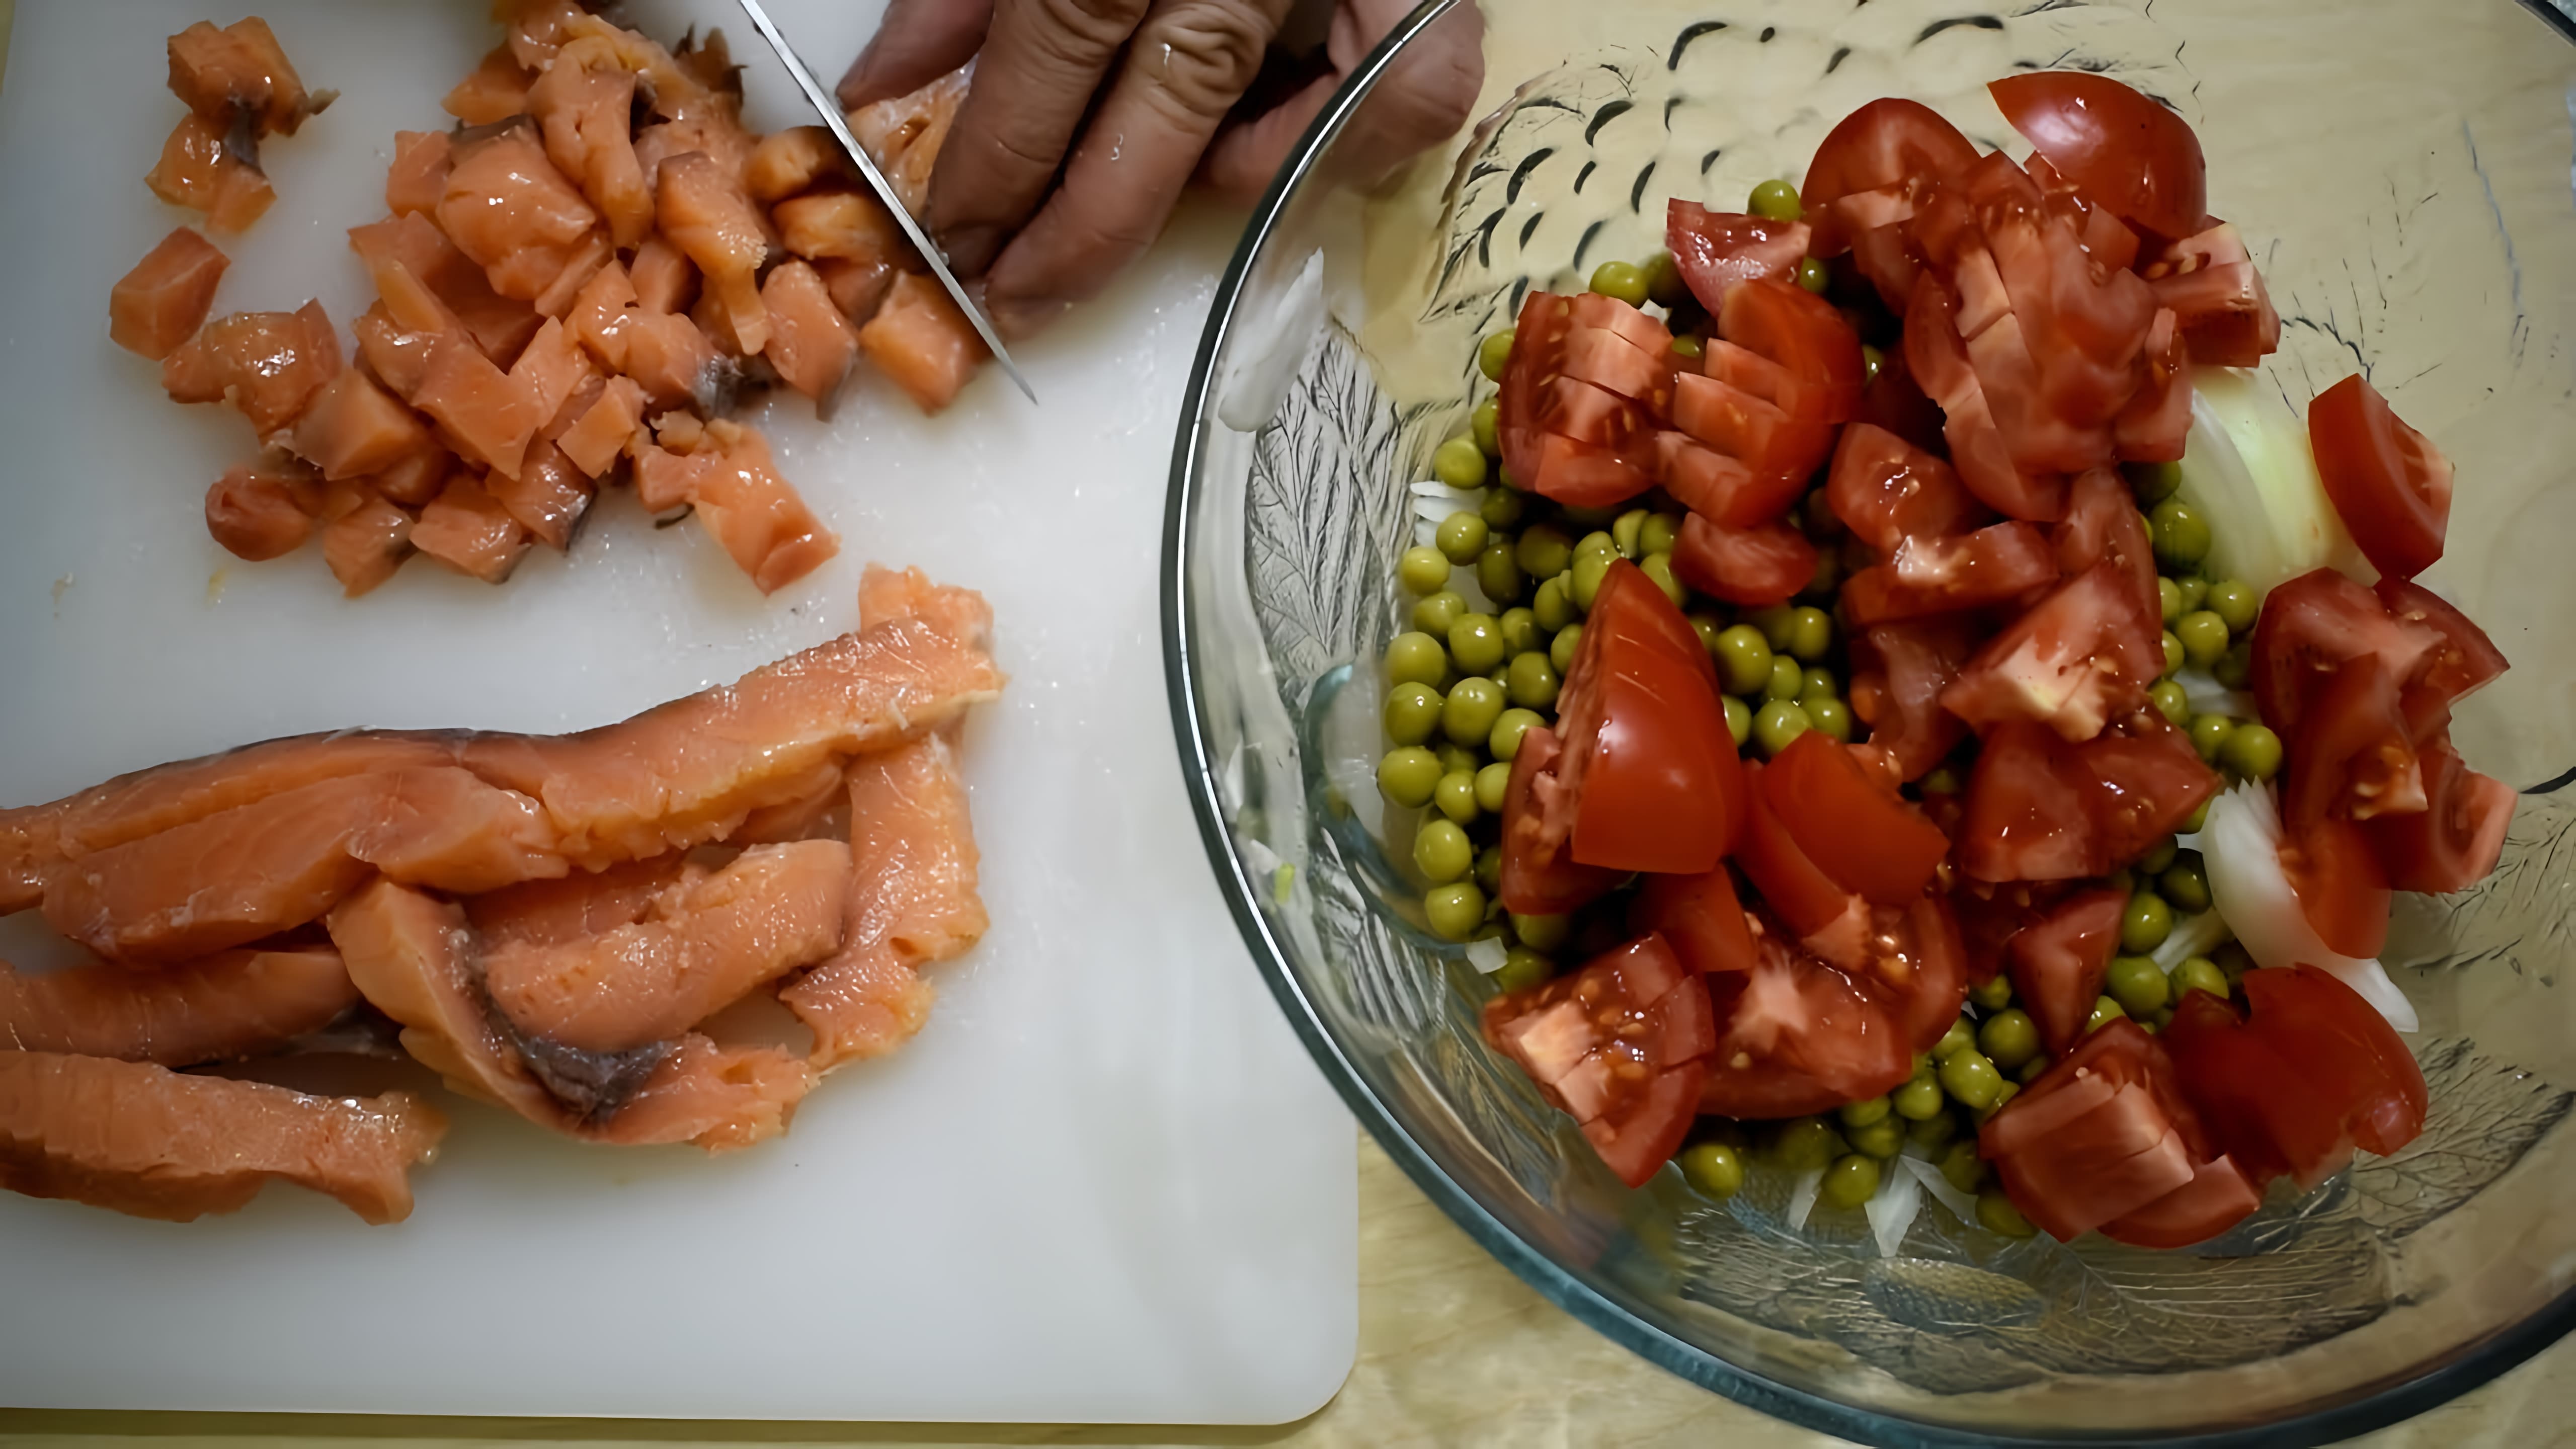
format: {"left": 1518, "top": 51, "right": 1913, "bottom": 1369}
{"left": 688, "top": 422, "right": 839, "bottom": 593}
{"left": 634, "top": 112, "right": 756, "bottom": 190}
{"left": 529, "top": 229, "right": 611, "bottom": 319}
{"left": 566, "top": 259, "right": 637, "bottom": 370}
{"left": 500, "top": 0, "right": 591, "bottom": 71}
{"left": 540, "top": 369, "right": 603, "bottom": 442}
{"left": 859, "top": 272, "right": 986, "bottom": 416}
{"left": 761, "top": 259, "right": 861, "bottom": 401}
{"left": 442, "top": 44, "right": 531, "bottom": 126}
{"left": 414, "top": 332, "right": 540, "bottom": 477}
{"left": 783, "top": 733, "right": 985, "bottom": 1070}
{"left": 857, "top": 560, "right": 995, "bottom": 644}
{"left": 746, "top": 126, "right": 852, "bottom": 203}
{"left": 688, "top": 287, "right": 757, "bottom": 358}
{"left": 166, "top": 18, "right": 328, "bottom": 139}
{"left": 485, "top": 840, "right": 849, "bottom": 1053}
{"left": 146, "top": 111, "right": 274, "bottom": 234}
{"left": 458, "top": 605, "right": 1006, "bottom": 870}
{"left": 466, "top": 854, "right": 694, "bottom": 949}
{"left": 349, "top": 213, "right": 541, "bottom": 364}
{"left": 44, "top": 765, "right": 564, "bottom": 965}
{"left": 772, "top": 189, "right": 908, "bottom": 265}
{"left": 412, "top": 473, "right": 532, "bottom": 583}
{"left": 321, "top": 494, "right": 416, "bottom": 596}
{"left": 0, "top": 1050, "right": 444, "bottom": 1224}
{"left": 629, "top": 235, "right": 698, "bottom": 313}
{"left": 289, "top": 369, "right": 433, "bottom": 480}
{"left": 109, "top": 227, "right": 228, "bottom": 361}
{"left": 621, "top": 309, "right": 726, "bottom": 412}
{"left": 489, "top": 442, "right": 592, "bottom": 550}
{"left": 654, "top": 409, "right": 708, "bottom": 453}
{"left": 385, "top": 130, "right": 451, "bottom": 217}
{"left": 206, "top": 462, "right": 315, "bottom": 561}
{"left": 529, "top": 60, "right": 654, "bottom": 250}
{"left": 630, "top": 443, "right": 704, "bottom": 514}
{"left": 0, "top": 947, "right": 357, "bottom": 1067}
{"left": 160, "top": 300, "right": 341, "bottom": 435}
{"left": 437, "top": 121, "right": 600, "bottom": 304}
{"left": 848, "top": 65, "right": 965, "bottom": 215}
{"left": 558, "top": 375, "right": 642, "bottom": 478}
{"left": 366, "top": 442, "right": 453, "bottom": 509}
{"left": 353, "top": 302, "right": 437, "bottom": 400}
{"left": 815, "top": 256, "right": 897, "bottom": 327}
{"left": 657, "top": 152, "right": 770, "bottom": 355}
{"left": 507, "top": 316, "right": 592, "bottom": 429}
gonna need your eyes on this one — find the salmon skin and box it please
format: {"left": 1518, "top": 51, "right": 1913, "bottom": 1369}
{"left": 0, "top": 1050, "right": 445, "bottom": 1224}
{"left": 0, "top": 947, "right": 358, "bottom": 1066}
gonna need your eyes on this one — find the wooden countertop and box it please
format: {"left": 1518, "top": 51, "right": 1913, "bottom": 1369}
{"left": 6, "top": 1135, "right": 2570, "bottom": 1447}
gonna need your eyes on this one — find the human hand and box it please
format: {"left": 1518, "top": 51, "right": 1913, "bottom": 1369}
{"left": 839, "top": 0, "right": 1485, "bottom": 340}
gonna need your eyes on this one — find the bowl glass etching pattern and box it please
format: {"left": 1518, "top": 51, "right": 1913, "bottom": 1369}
{"left": 1165, "top": 0, "right": 2576, "bottom": 1441}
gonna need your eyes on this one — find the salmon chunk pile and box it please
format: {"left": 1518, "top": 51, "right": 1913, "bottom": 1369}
{"left": 109, "top": 5, "right": 991, "bottom": 600}
{"left": 0, "top": 567, "right": 1001, "bottom": 1225}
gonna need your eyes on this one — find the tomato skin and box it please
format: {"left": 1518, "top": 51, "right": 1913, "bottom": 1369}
{"left": 1801, "top": 98, "right": 1981, "bottom": 254}
{"left": 1827, "top": 423, "right": 1992, "bottom": 559}
{"left": 1958, "top": 720, "right": 2100, "bottom": 883}
{"left": 2142, "top": 223, "right": 2280, "bottom": 367}
{"left": 1496, "top": 725, "right": 1620, "bottom": 916}
{"left": 1512, "top": 429, "right": 1658, "bottom": 508}
{"left": 1553, "top": 560, "right": 1744, "bottom": 875}
{"left": 1496, "top": 291, "right": 1667, "bottom": 505}
{"left": 1890, "top": 894, "right": 1970, "bottom": 1052}
{"left": 1988, "top": 1075, "right": 2196, "bottom": 1240}
{"left": 1760, "top": 732, "right": 1952, "bottom": 905}
{"left": 1631, "top": 866, "right": 1759, "bottom": 975}
{"left": 1665, "top": 201, "right": 1811, "bottom": 312}
{"left": 2373, "top": 580, "right": 2508, "bottom": 740}
{"left": 1989, "top": 71, "right": 2208, "bottom": 242}
{"left": 1495, "top": 290, "right": 1570, "bottom": 491}
{"left": 1942, "top": 564, "right": 2163, "bottom": 743}
{"left": 1658, "top": 433, "right": 1807, "bottom": 528}
{"left": 2114, "top": 307, "right": 2192, "bottom": 462}
{"left": 1669, "top": 373, "right": 1836, "bottom": 484}
{"left": 2248, "top": 569, "right": 2440, "bottom": 743}
{"left": 1590, "top": 554, "right": 1727, "bottom": 696}
{"left": 1581, "top": 1059, "right": 1709, "bottom": 1188}
{"left": 2282, "top": 812, "right": 2394, "bottom": 961}
{"left": 1697, "top": 927, "right": 1914, "bottom": 1118}
{"left": 2007, "top": 884, "right": 2126, "bottom": 1056}
{"left": 2242, "top": 965, "right": 2427, "bottom": 1158}
{"left": 1483, "top": 932, "right": 1714, "bottom": 1187}
{"left": 1671, "top": 513, "right": 1817, "bottom": 607}
{"left": 2053, "top": 467, "right": 2160, "bottom": 630}
{"left": 2162, "top": 968, "right": 2425, "bottom": 1193}
{"left": 2099, "top": 1154, "right": 2262, "bottom": 1249}
{"left": 2366, "top": 735, "right": 2515, "bottom": 894}
{"left": 2309, "top": 374, "right": 2453, "bottom": 581}
{"left": 1704, "top": 339, "right": 1854, "bottom": 424}
{"left": 1848, "top": 617, "right": 1979, "bottom": 783}
{"left": 2078, "top": 714, "right": 2221, "bottom": 867}
{"left": 1840, "top": 521, "right": 2060, "bottom": 626}
{"left": 1718, "top": 278, "right": 1867, "bottom": 418}
{"left": 1733, "top": 762, "right": 1859, "bottom": 938}
{"left": 2162, "top": 989, "right": 2330, "bottom": 1187}
{"left": 1850, "top": 341, "right": 1949, "bottom": 456}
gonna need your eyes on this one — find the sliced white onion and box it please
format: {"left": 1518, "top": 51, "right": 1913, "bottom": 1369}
{"left": 1413, "top": 496, "right": 1465, "bottom": 526}
{"left": 1410, "top": 478, "right": 1487, "bottom": 503}
{"left": 1238, "top": 835, "right": 1283, "bottom": 882}
{"left": 1786, "top": 1166, "right": 1826, "bottom": 1232}
{"left": 2151, "top": 907, "right": 2235, "bottom": 972}
{"left": 2200, "top": 781, "right": 2419, "bottom": 1031}
{"left": 2175, "top": 368, "right": 2369, "bottom": 594}
{"left": 1465, "top": 936, "right": 1510, "bottom": 974}
{"left": 1901, "top": 1154, "right": 1981, "bottom": 1225}
{"left": 1413, "top": 519, "right": 1438, "bottom": 548}
{"left": 1866, "top": 1160, "right": 1923, "bottom": 1257}
{"left": 2174, "top": 667, "right": 2259, "bottom": 721}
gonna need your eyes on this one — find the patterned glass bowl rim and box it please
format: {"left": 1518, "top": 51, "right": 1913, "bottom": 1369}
{"left": 1158, "top": 3, "right": 2576, "bottom": 1441}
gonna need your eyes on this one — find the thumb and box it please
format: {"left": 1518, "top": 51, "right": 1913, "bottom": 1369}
{"left": 839, "top": 0, "right": 996, "bottom": 110}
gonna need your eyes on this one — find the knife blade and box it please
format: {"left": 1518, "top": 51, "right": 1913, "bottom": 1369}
{"left": 731, "top": 0, "right": 1037, "bottom": 404}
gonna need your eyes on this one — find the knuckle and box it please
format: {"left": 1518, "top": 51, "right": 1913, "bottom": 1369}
{"left": 1134, "top": 0, "right": 1278, "bottom": 116}
{"left": 1015, "top": 0, "right": 1153, "bottom": 57}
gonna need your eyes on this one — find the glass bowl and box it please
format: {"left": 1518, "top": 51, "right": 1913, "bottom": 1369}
{"left": 1162, "top": 0, "right": 2576, "bottom": 1441}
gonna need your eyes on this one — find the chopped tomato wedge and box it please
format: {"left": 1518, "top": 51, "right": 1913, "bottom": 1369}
{"left": 1496, "top": 725, "right": 1618, "bottom": 916}
{"left": 2285, "top": 654, "right": 2424, "bottom": 833}
{"left": 1941, "top": 564, "right": 2163, "bottom": 742}
{"left": 2282, "top": 810, "right": 2395, "bottom": 961}
{"left": 1988, "top": 72, "right": 2208, "bottom": 243}
{"left": 2242, "top": 965, "right": 2427, "bottom": 1158}
{"left": 2162, "top": 989, "right": 2342, "bottom": 1188}
{"left": 1669, "top": 372, "right": 1835, "bottom": 483}
{"left": 2139, "top": 222, "right": 2280, "bottom": 367}
{"left": 1884, "top": 894, "right": 1970, "bottom": 1052}
{"left": 1848, "top": 617, "right": 1979, "bottom": 782}
{"left": 2164, "top": 966, "right": 2428, "bottom": 1192}
{"left": 1760, "top": 732, "right": 1951, "bottom": 905}
{"left": 1528, "top": 375, "right": 1661, "bottom": 454}
{"left": 1733, "top": 762, "right": 1858, "bottom": 938}
{"left": 1697, "top": 924, "right": 1914, "bottom": 1119}
{"left": 2248, "top": 568, "right": 2441, "bottom": 742}
{"left": 1847, "top": 219, "right": 1928, "bottom": 314}
{"left": 2309, "top": 373, "right": 2453, "bottom": 582}
{"left": 1950, "top": 880, "right": 2070, "bottom": 985}
{"left": 1719, "top": 279, "right": 1866, "bottom": 418}
{"left": 1495, "top": 291, "right": 1662, "bottom": 506}
{"left": 1704, "top": 338, "right": 1851, "bottom": 424}
{"left": 1665, "top": 202, "right": 1809, "bottom": 311}
{"left": 1958, "top": 721, "right": 2100, "bottom": 882}
{"left": 1850, "top": 342, "right": 1948, "bottom": 455}
{"left": 1826, "top": 422, "right": 1992, "bottom": 559}
{"left": 2114, "top": 307, "right": 2192, "bottom": 462}
{"left": 1980, "top": 1021, "right": 2199, "bottom": 1241}
{"left": 1670, "top": 513, "right": 1816, "bottom": 607}
{"left": 1657, "top": 432, "right": 1807, "bottom": 528}
{"left": 2100, "top": 1155, "right": 2262, "bottom": 1249}
{"left": 2006, "top": 884, "right": 2125, "bottom": 1056}
{"left": 2373, "top": 580, "right": 2508, "bottom": 740}
{"left": 1840, "top": 521, "right": 2060, "bottom": 626}
{"left": 1904, "top": 278, "right": 2069, "bottom": 522}
{"left": 2077, "top": 714, "right": 2221, "bottom": 867}
{"left": 1484, "top": 933, "right": 1713, "bottom": 1187}
{"left": 1631, "top": 866, "right": 1759, "bottom": 975}
{"left": 1800, "top": 98, "right": 1981, "bottom": 255}
{"left": 2052, "top": 467, "right": 2160, "bottom": 628}
{"left": 2365, "top": 735, "right": 2515, "bottom": 894}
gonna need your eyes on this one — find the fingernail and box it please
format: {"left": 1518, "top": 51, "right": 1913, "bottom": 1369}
{"left": 939, "top": 224, "right": 1005, "bottom": 277}
{"left": 988, "top": 296, "right": 1071, "bottom": 342}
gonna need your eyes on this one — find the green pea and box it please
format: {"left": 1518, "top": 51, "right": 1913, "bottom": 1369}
{"left": 1781, "top": 606, "right": 1833, "bottom": 663}
{"left": 1713, "top": 625, "right": 1774, "bottom": 694}
{"left": 1911, "top": 1108, "right": 1961, "bottom": 1150}
{"left": 1436, "top": 511, "right": 1489, "bottom": 566}
{"left": 1940, "top": 1141, "right": 1989, "bottom": 1196}
{"left": 1512, "top": 912, "right": 1570, "bottom": 953}
{"left": 1475, "top": 844, "right": 1502, "bottom": 893}
{"left": 1861, "top": 343, "right": 1883, "bottom": 383}
{"left": 1434, "top": 438, "right": 1488, "bottom": 491}
{"left": 2086, "top": 995, "right": 2127, "bottom": 1034}
{"left": 1492, "top": 946, "right": 1553, "bottom": 994}
{"left": 1378, "top": 747, "right": 1441, "bottom": 808}
{"left": 1398, "top": 545, "right": 1451, "bottom": 596}
{"left": 1473, "top": 761, "right": 1512, "bottom": 815}
{"left": 1413, "top": 589, "right": 1466, "bottom": 637}
{"left": 1796, "top": 665, "right": 1835, "bottom": 701}
{"left": 1449, "top": 614, "right": 1506, "bottom": 675}
{"left": 1847, "top": 1115, "right": 1904, "bottom": 1159}
{"left": 2215, "top": 637, "right": 2253, "bottom": 690}
{"left": 1489, "top": 708, "right": 1542, "bottom": 762}
{"left": 1893, "top": 1076, "right": 1947, "bottom": 1121}
{"left": 1588, "top": 259, "right": 1650, "bottom": 307}
{"left": 2161, "top": 629, "right": 2185, "bottom": 677}
{"left": 2017, "top": 1054, "right": 2051, "bottom": 1084}
{"left": 1839, "top": 1094, "right": 1892, "bottom": 1129}
{"left": 1748, "top": 178, "right": 1804, "bottom": 222}
{"left": 1803, "top": 545, "right": 1841, "bottom": 599}
{"left": 1387, "top": 631, "right": 1447, "bottom": 686}
{"left": 1531, "top": 575, "right": 1574, "bottom": 632}
{"left": 1433, "top": 771, "right": 1479, "bottom": 825}
{"left": 1722, "top": 694, "right": 1752, "bottom": 747}
{"left": 2221, "top": 722, "right": 2283, "bottom": 782}
{"left": 1611, "top": 508, "right": 1650, "bottom": 558}
{"left": 1496, "top": 607, "right": 1540, "bottom": 658}
{"left": 2188, "top": 713, "right": 2232, "bottom": 764}
{"left": 1472, "top": 397, "right": 1503, "bottom": 459}
{"left": 2181, "top": 796, "right": 2212, "bottom": 835}
{"left": 2105, "top": 954, "right": 2169, "bottom": 1018}
{"left": 1638, "top": 551, "right": 1686, "bottom": 607}
{"left": 2126, "top": 459, "right": 2181, "bottom": 505}
{"left": 1506, "top": 652, "right": 1561, "bottom": 709}
{"left": 1436, "top": 739, "right": 1479, "bottom": 774}
{"left": 2159, "top": 854, "right": 2211, "bottom": 914}
{"left": 1479, "top": 482, "right": 1523, "bottom": 529}
{"left": 1639, "top": 512, "right": 1681, "bottom": 557}
{"left": 1911, "top": 1051, "right": 1935, "bottom": 1078}
{"left": 1550, "top": 623, "right": 1582, "bottom": 673}
{"left": 1977, "top": 1009, "right": 2041, "bottom": 1070}
{"left": 1773, "top": 1116, "right": 1844, "bottom": 1171}
{"left": 1670, "top": 333, "right": 1705, "bottom": 359}
{"left": 1807, "top": 698, "right": 1852, "bottom": 742}
{"left": 1940, "top": 1051, "right": 2004, "bottom": 1110}
{"left": 1763, "top": 656, "right": 1803, "bottom": 702}
{"left": 1795, "top": 256, "right": 1830, "bottom": 294}
{"left": 1923, "top": 764, "right": 1965, "bottom": 796}
{"left": 1569, "top": 551, "right": 1612, "bottom": 611}
{"left": 1685, "top": 612, "right": 1722, "bottom": 655}
{"left": 2191, "top": 576, "right": 2251, "bottom": 632}
{"left": 2157, "top": 575, "right": 2184, "bottom": 624}
{"left": 1424, "top": 881, "right": 1486, "bottom": 941}
{"left": 1515, "top": 523, "right": 1573, "bottom": 581}
{"left": 2176, "top": 609, "right": 2230, "bottom": 669}
{"left": 1933, "top": 1017, "right": 1977, "bottom": 1061}
{"left": 1977, "top": 1187, "right": 2038, "bottom": 1238}
{"left": 2167, "top": 576, "right": 2206, "bottom": 618}
{"left": 1638, "top": 250, "right": 1689, "bottom": 309}
{"left": 1478, "top": 542, "right": 1525, "bottom": 605}
{"left": 1820, "top": 1153, "right": 1882, "bottom": 1209}
{"left": 1477, "top": 329, "right": 1515, "bottom": 383}
{"left": 1383, "top": 680, "right": 1444, "bottom": 745}
{"left": 1751, "top": 605, "right": 1798, "bottom": 652}
{"left": 2150, "top": 498, "right": 2211, "bottom": 571}
{"left": 2141, "top": 678, "right": 2187, "bottom": 728}
{"left": 1753, "top": 699, "right": 1811, "bottom": 758}
{"left": 2171, "top": 955, "right": 2228, "bottom": 1003}
{"left": 1678, "top": 1141, "right": 1745, "bottom": 1199}
{"left": 1441, "top": 675, "right": 1506, "bottom": 747}
{"left": 2213, "top": 941, "right": 2253, "bottom": 980}
{"left": 2120, "top": 893, "right": 2174, "bottom": 954}
{"left": 1969, "top": 975, "right": 2014, "bottom": 1011}
{"left": 1573, "top": 528, "right": 1617, "bottom": 562}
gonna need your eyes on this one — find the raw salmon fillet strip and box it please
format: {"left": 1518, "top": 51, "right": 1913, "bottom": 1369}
{"left": 0, "top": 1050, "right": 445, "bottom": 1224}
{"left": 0, "top": 947, "right": 358, "bottom": 1066}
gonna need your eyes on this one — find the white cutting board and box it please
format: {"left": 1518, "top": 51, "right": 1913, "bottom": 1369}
{"left": 0, "top": 0, "right": 1354, "bottom": 1423}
